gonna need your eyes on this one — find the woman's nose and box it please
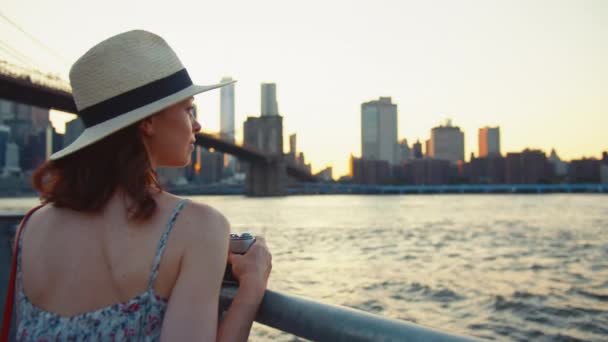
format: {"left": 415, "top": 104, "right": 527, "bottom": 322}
{"left": 192, "top": 119, "right": 202, "bottom": 133}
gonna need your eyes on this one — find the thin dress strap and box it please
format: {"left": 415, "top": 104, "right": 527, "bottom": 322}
{"left": 16, "top": 205, "right": 45, "bottom": 294}
{"left": 148, "top": 198, "right": 190, "bottom": 289}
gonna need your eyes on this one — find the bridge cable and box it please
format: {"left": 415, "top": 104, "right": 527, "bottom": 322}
{"left": 0, "top": 11, "right": 70, "bottom": 67}
{"left": 0, "top": 40, "right": 37, "bottom": 66}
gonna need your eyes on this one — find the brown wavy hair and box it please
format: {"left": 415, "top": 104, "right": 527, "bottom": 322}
{"left": 32, "top": 122, "right": 163, "bottom": 221}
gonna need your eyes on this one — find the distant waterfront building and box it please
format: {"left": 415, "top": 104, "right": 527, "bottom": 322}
{"left": 297, "top": 152, "right": 311, "bottom": 173}
{"left": 289, "top": 134, "right": 297, "bottom": 157}
{"left": 548, "top": 149, "right": 568, "bottom": 177}
{"left": 397, "top": 139, "right": 411, "bottom": 164}
{"left": 2, "top": 102, "right": 32, "bottom": 146}
{"left": 46, "top": 126, "right": 53, "bottom": 159}
{"left": 601, "top": 152, "right": 608, "bottom": 183}
{"left": 0, "top": 100, "right": 30, "bottom": 142}
{"left": 2, "top": 141, "right": 21, "bottom": 177}
{"left": 316, "top": 166, "right": 333, "bottom": 182}
{"left": 464, "top": 154, "right": 506, "bottom": 184}
{"left": 21, "top": 130, "right": 46, "bottom": 171}
{"left": 412, "top": 140, "right": 423, "bottom": 159}
{"left": 602, "top": 152, "right": 608, "bottom": 184}
{"left": 478, "top": 126, "right": 500, "bottom": 157}
{"left": 31, "top": 106, "right": 50, "bottom": 133}
{"left": 0, "top": 99, "right": 15, "bottom": 124}
{"left": 298, "top": 152, "right": 305, "bottom": 166}
{"left": 244, "top": 83, "right": 284, "bottom": 156}
{"left": 64, "top": 118, "right": 85, "bottom": 147}
{"left": 0, "top": 99, "right": 51, "bottom": 172}
{"left": 220, "top": 77, "right": 236, "bottom": 142}
{"left": 429, "top": 120, "right": 465, "bottom": 164}
{"left": 200, "top": 148, "right": 224, "bottom": 184}
{"left": 568, "top": 158, "right": 601, "bottom": 183}
{"left": 0, "top": 125, "right": 9, "bottom": 170}
{"left": 219, "top": 78, "right": 237, "bottom": 175}
{"left": 394, "top": 159, "right": 454, "bottom": 185}
{"left": 361, "top": 97, "right": 398, "bottom": 165}
{"left": 261, "top": 83, "right": 279, "bottom": 116}
{"left": 350, "top": 155, "right": 391, "bottom": 185}
{"left": 505, "top": 149, "right": 553, "bottom": 184}
{"left": 284, "top": 133, "right": 298, "bottom": 165}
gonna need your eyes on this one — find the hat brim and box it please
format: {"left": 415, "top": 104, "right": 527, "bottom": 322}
{"left": 49, "top": 79, "right": 237, "bottom": 161}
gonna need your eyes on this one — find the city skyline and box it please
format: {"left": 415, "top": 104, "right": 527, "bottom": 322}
{"left": 0, "top": 95, "right": 606, "bottom": 187}
{"left": 2, "top": 0, "right": 607, "bottom": 177}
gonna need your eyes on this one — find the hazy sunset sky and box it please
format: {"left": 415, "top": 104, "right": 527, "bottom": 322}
{"left": 2, "top": 0, "right": 607, "bottom": 176}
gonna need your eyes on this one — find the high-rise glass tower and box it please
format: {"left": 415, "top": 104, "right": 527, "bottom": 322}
{"left": 261, "top": 83, "right": 279, "bottom": 116}
{"left": 361, "top": 97, "right": 398, "bottom": 165}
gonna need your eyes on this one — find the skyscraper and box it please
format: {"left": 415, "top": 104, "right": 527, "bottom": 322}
{"left": 64, "top": 118, "right": 85, "bottom": 147}
{"left": 220, "top": 76, "right": 235, "bottom": 142}
{"left": 261, "top": 83, "right": 279, "bottom": 116}
{"left": 361, "top": 97, "right": 398, "bottom": 165}
{"left": 3, "top": 141, "right": 21, "bottom": 177}
{"left": 200, "top": 148, "right": 224, "bottom": 184}
{"left": 0, "top": 125, "right": 9, "bottom": 170}
{"left": 46, "top": 126, "right": 53, "bottom": 159}
{"left": 429, "top": 120, "right": 465, "bottom": 164}
{"left": 0, "top": 99, "right": 15, "bottom": 124}
{"left": 413, "top": 140, "right": 423, "bottom": 159}
{"left": 219, "top": 78, "right": 237, "bottom": 174}
{"left": 31, "top": 106, "right": 50, "bottom": 133}
{"left": 397, "top": 139, "right": 411, "bottom": 164}
{"left": 289, "top": 134, "right": 297, "bottom": 156}
{"left": 478, "top": 126, "right": 500, "bottom": 157}
{"left": 4, "top": 102, "right": 32, "bottom": 146}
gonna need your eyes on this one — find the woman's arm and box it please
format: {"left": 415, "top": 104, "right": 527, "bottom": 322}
{"left": 216, "top": 235, "right": 272, "bottom": 342}
{"left": 160, "top": 203, "right": 268, "bottom": 342}
{"left": 160, "top": 204, "right": 230, "bottom": 341}
{"left": 216, "top": 280, "right": 265, "bottom": 341}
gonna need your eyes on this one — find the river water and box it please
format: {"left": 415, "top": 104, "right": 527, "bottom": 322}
{"left": 2, "top": 194, "right": 607, "bottom": 341}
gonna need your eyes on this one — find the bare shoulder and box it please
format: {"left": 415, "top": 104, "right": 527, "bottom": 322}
{"left": 12, "top": 204, "right": 54, "bottom": 251}
{"left": 25, "top": 203, "right": 53, "bottom": 223}
{"left": 174, "top": 199, "right": 230, "bottom": 249}
{"left": 18, "top": 204, "right": 56, "bottom": 234}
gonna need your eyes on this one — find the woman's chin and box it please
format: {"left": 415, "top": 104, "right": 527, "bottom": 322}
{"left": 158, "top": 158, "right": 190, "bottom": 168}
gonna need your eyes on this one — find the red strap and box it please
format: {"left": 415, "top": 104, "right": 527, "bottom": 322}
{"left": 1, "top": 204, "right": 44, "bottom": 342}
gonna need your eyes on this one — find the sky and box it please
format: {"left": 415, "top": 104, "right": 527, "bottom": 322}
{"left": 2, "top": 0, "right": 607, "bottom": 177}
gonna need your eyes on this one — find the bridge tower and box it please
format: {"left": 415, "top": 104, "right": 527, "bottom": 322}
{"left": 243, "top": 115, "right": 287, "bottom": 196}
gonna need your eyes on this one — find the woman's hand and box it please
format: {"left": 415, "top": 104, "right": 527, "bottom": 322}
{"left": 227, "top": 236, "right": 272, "bottom": 299}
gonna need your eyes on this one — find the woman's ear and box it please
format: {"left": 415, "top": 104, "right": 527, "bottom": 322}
{"left": 139, "top": 116, "right": 155, "bottom": 137}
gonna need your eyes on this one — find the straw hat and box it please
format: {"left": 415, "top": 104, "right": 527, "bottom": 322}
{"left": 50, "top": 29, "right": 236, "bottom": 160}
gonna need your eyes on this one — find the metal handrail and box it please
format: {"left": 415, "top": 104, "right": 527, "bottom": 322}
{"left": 1, "top": 213, "right": 478, "bottom": 341}
{"left": 220, "top": 284, "right": 477, "bottom": 341}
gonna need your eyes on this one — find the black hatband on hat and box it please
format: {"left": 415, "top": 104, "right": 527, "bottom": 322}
{"left": 78, "top": 69, "right": 193, "bottom": 128}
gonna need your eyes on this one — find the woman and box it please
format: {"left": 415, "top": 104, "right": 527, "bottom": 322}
{"left": 13, "top": 30, "right": 272, "bottom": 341}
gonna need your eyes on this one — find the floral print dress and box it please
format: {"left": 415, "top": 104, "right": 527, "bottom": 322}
{"left": 15, "top": 199, "right": 190, "bottom": 341}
